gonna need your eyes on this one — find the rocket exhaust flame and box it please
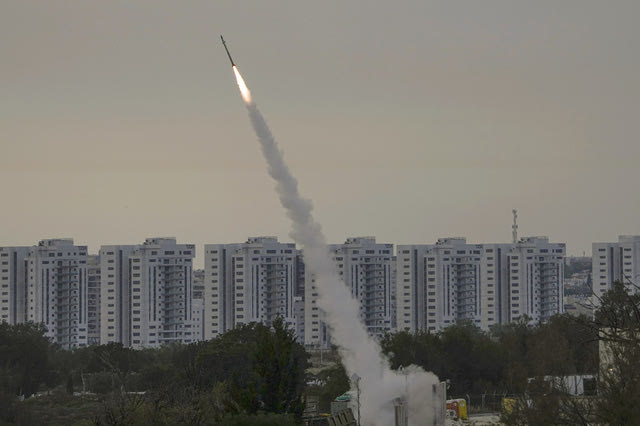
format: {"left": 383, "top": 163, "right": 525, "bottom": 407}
{"left": 233, "top": 66, "right": 252, "bottom": 104}
{"left": 229, "top": 64, "right": 439, "bottom": 424}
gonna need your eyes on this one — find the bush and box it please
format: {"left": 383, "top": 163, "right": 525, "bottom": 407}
{"left": 219, "top": 412, "right": 298, "bottom": 426}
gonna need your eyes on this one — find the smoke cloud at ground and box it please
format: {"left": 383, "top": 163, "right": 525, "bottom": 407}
{"left": 233, "top": 67, "right": 439, "bottom": 425}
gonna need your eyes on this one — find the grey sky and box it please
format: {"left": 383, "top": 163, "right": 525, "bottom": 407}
{"left": 2, "top": 1, "right": 639, "bottom": 267}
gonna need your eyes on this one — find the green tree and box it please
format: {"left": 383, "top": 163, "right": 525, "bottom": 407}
{"left": 218, "top": 412, "right": 298, "bottom": 426}
{"left": 596, "top": 338, "right": 640, "bottom": 424}
{"left": 382, "top": 322, "right": 507, "bottom": 396}
{"left": 593, "top": 281, "right": 640, "bottom": 424}
{"left": 195, "top": 324, "right": 259, "bottom": 399}
{"left": 0, "top": 322, "right": 55, "bottom": 397}
{"left": 252, "top": 316, "right": 308, "bottom": 418}
{"left": 438, "top": 321, "right": 506, "bottom": 395}
{"left": 193, "top": 319, "right": 308, "bottom": 419}
{"left": 594, "top": 281, "right": 640, "bottom": 331}
{"left": 502, "top": 283, "right": 639, "bottom": 425}
{"left": 315, "top": 362, "right": 350, "bottom": 412}
{"left": 491, "top": 317, "right": 535, "bottom": 393}
{"left": 381, "top": 330, "right": 442, "bottom": 373}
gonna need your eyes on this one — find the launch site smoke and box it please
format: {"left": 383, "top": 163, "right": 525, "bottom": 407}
{"left": 221, "top": 36, "right": 439, "bottom": 424}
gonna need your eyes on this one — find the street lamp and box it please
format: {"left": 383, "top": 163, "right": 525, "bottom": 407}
{"left": 351, "top": 373, "right": 361, "bottom": 426}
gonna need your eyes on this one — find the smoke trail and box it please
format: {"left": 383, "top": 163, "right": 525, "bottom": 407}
{"left": 232, "top": 66, "right": 439, "bottom": 425}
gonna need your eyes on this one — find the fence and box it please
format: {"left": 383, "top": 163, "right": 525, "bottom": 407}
{"left": 450, "top": 393, "right": 517, "bottom": 415}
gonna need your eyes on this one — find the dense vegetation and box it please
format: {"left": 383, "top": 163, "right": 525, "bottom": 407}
{"left": 496, "top": 281, "right": 640, "bottom": 425}
{"left": 381, "top": 314, "right": 598, "bottom": 397}
{"left": 0, "top": 317, "right": 309, "bottom": 425}
{"left": 380, "top": 282, "right": 640, "bottom": 424}
{"left": 1, "top": 282, "right": 638, "bottom": 425}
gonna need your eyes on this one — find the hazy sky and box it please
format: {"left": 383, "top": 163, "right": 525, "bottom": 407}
{"left": 2, "top": 1, "right": 639, "bottom": 267}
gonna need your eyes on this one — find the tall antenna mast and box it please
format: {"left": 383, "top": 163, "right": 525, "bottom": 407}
{"left": 512, "top": 209, "right": 518, "bottom": 243}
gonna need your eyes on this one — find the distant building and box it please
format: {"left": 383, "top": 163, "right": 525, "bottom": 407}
{"left": 1, "top": 239, "right": 89, "bottom": 349}
{"left": 397, "top": 238, "right": 511, "bottom": 332}
{"left": 565, "top": 256, "right": 591, "bottom": 266}
{"left": 0, "top": 246, "right": 29, "bottom": 325}
{"left": 507, "top": 237, "right": 565, "bottom": 323}
{"left": 87, "top": 255, "right": 101, "bottom": 345}
{"left": 203, "top": 237, "right": 303, "bottom": 342}
{"left": 305, "top": 237, "right": 395, "bottom": 349}
{"left": 191, "top": 298, "right": 204, "bottom": 342}
{"left": 99, "top": 238, "right": 197, "bottom": 349}
{"left": 193, "top": 269, "right": 205, "bottom": 300}
{"left": 592, "top": 236, "right": 640, "bottom": 304}
{"left": 397, "top": 237, "right": 564, "bottom": 333}
{"left": 99, "top": 245, "right": 136, "bottom": 346}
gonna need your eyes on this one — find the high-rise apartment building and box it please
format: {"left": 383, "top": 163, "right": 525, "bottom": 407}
{"left": 305, "top": 237, "right": 395, "bottom": 349}
{"left": 1, "top": 239, "right": 89, "bottom": 349}
{"left": 99, "top": 245, "right": 136, "bottom": 346}
{"left": 203, "top": 237, "right": 303, "bottom": 341}
{"left": 397, "top": 237, "right": 564, "bottom": 333}
{"left": 397, "top": 238, "right": 511, "bottom": 333}
{"left": 100, "top": 238, "right": 197, "bottom": 349}
{"left": 592, "top": 236, "right": 640, "bottom": 303}
{"left": 506, "top": 237, "right": 565, "bottom": 323}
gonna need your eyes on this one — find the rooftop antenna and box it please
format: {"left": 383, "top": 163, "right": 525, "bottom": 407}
{"left": 512, "top": 209, "right": 518, "bottom": 244}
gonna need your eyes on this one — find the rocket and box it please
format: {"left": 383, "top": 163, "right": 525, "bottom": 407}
{"left": 220, "top": 35, "right": 235, "bottom": 67}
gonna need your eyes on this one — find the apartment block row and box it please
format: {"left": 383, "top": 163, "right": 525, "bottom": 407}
{"left": 0, "top": 238, "right": 197, "bottom": 349}
{"left": 4, "top": 234, "right": 637, "bottom": 349}
{"left": 396, "top": 236, "right": 565, "bottom": 334}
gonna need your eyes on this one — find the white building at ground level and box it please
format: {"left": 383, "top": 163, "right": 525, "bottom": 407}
{"left": 397, "top": 237, "right": 564, "bottom": 333}
{"left": 203, "top": 237, "right": 303, "bottom": 342}
{"left": 592, "top": 236, "right": 640, "bottom": 304}
{"left": 305, "top": 237, "right": 395, "bottom": 349}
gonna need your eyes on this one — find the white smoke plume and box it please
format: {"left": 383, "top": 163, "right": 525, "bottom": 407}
{"left": 232, "top": 66, "right": 439, "bottom": 425}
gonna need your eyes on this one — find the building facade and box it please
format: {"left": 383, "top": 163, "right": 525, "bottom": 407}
{"left": 0, "top": 246, "right": 29, "bottom": 325}
{"left": 99, "top": 245, "right": 136, "bottom": 346}
{"left": 1, "top": 239, "right": 89, "bottom": 349}
{"left": 100, "top": 238, "right": 197, "bottom": 349}
{"left": 87, "top": 254, "right": 101, "bottom": 345}
{"left": 506, "top": 237, "right": 565, "bottom": 324}
{"left": 397, "top": 237, "right": 564, "bottom": 333}
{"left": 305, "top": 237, "right": 395, "bottom": 349}
{"left": 592, "top": 236, "right": 640, "bottom": 303}
{"left": 203, "top": 237, "right": 303, "bottom": 341}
